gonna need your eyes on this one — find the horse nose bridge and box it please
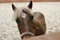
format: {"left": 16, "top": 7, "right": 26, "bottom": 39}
{"left": 24, "top": 21, "right": 30, "bottom": 31}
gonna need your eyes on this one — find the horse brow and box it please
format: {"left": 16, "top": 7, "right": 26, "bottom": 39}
{"left": 22, "top": 9, "right": 32, "bottom": 16}
{"left": 22, "top": 9, "right": 28, "bottom": 14}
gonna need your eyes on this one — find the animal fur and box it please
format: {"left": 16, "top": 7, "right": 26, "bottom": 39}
{"left": 12, "top": 0, "right": 46, "bottom": 39}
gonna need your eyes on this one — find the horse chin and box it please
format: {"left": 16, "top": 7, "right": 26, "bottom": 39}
{"left": 22, "top": 35, "right": 32, "bottom": 39}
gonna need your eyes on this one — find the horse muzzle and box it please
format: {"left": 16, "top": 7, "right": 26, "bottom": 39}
{"left": 21, "top": 31, "right": 35, "bottom": 39}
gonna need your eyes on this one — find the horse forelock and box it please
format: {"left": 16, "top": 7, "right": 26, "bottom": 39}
{"left": 13, "top": 6, "right": 32, "bottom": 20}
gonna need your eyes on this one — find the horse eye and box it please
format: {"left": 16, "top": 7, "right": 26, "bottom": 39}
{"left": 16, "top": 18, "right": 20, "bottom": 24}
{"left": 30, "top": 16, "right": 33, "bottom": 20}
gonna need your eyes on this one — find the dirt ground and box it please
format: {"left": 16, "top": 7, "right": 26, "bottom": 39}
{"left": 0, "top": 2, "right": 60, "bottom": 40}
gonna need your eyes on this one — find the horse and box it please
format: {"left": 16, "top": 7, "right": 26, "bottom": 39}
{"left": 12, "top": 1, "right": 46, "bottom": 39}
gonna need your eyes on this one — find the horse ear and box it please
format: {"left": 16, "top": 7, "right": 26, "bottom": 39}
{"left": 28, "top": 1, "right": 33, "bottom": 9}
{"left": 12, "top": 4, "right": 16, "bottom": 11}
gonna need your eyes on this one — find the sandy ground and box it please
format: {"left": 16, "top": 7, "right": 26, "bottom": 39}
{"left": 0, "top": 2, "right": 60, "bottom": 40}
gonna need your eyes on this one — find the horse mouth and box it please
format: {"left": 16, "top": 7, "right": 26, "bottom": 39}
{"left": 21, "top": 31, "right": 35, "bottom": 39}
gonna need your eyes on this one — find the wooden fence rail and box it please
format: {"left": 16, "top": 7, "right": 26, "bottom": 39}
{"left": 0, "top": 0, "right": 60, "bottom": 3}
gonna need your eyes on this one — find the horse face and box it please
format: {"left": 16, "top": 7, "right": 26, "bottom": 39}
{"left": 12, "top": 1, "right": 46, "bottom": 39}
{"left": 12, "top": 1, "right": 34, "bottom": 39}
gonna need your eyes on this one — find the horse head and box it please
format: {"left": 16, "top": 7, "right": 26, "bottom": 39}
{"left": 12, "top": 0, "right": 46, "bottom": 39}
